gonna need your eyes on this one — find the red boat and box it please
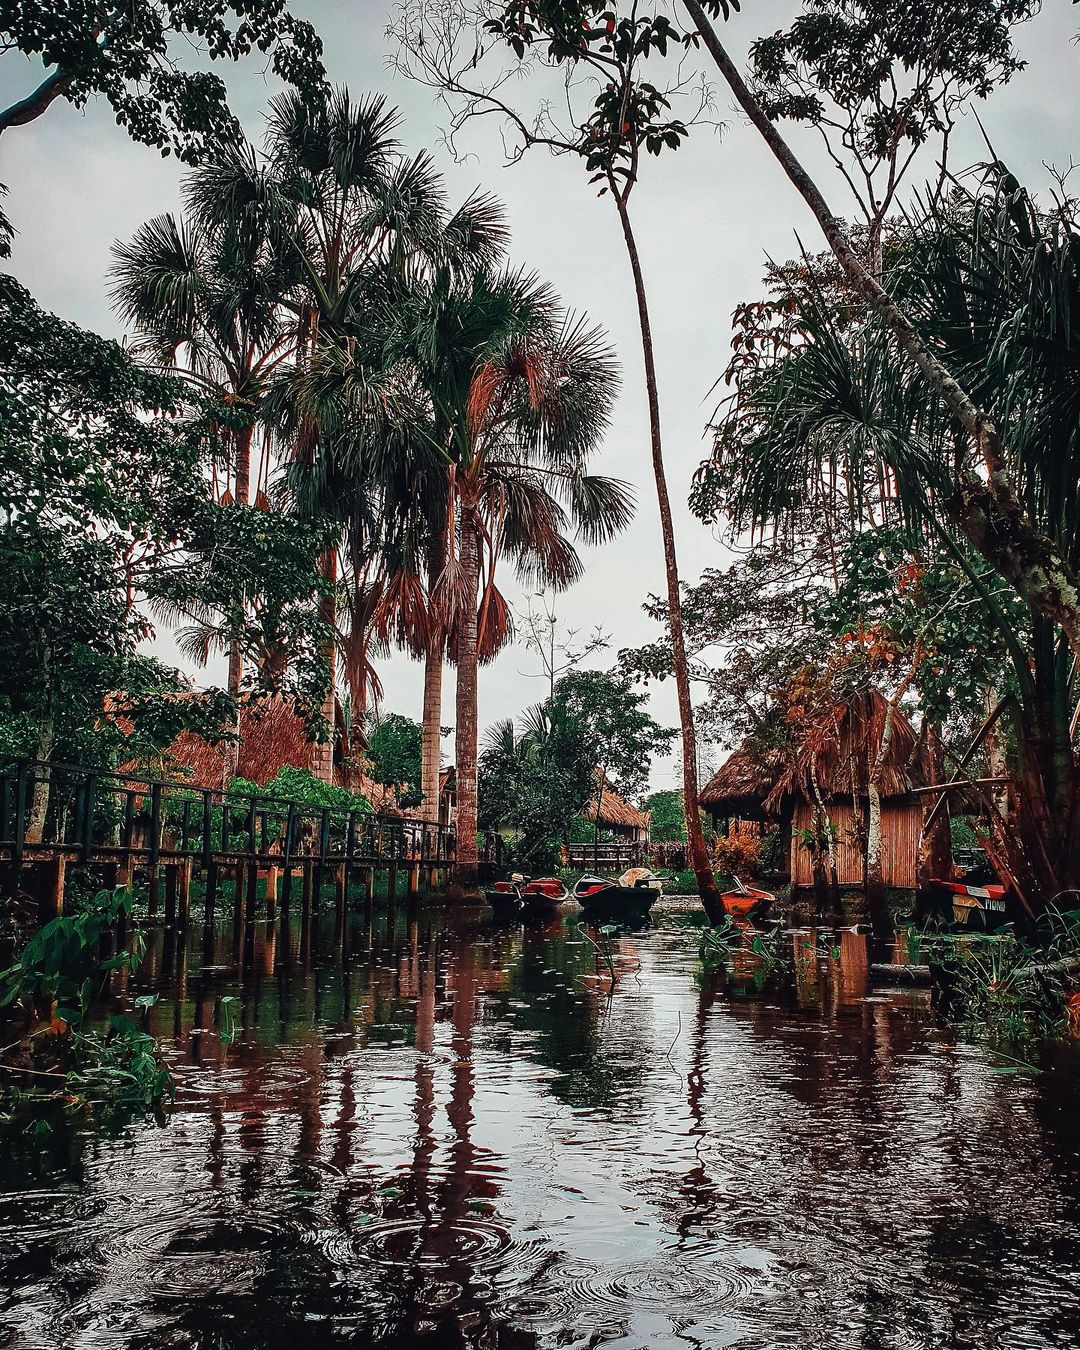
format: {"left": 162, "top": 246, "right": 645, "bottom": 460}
{"left": 930, "top": 879, "right": 1008, "bottom": 929}
{"left": 484, "top": 874, "right": 568, "bottom": 913}
{"left": 720, "top": 877, "right": 776, "bottom": 923}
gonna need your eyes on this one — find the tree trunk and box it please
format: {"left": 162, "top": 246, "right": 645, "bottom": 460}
{"left": 916, "top": 720, "right": 954, "bottom": 917}
{"left": 809, "top": 761, "right": 839, "bottom": 907}
{"left": 451, "top": 505, "right": 481, "bottom": 896}
{"left": 422, "top": 646, "right": 443, "bottom": 817}
{"left": 311, "top": 548, "right": 338, "bottom": 786}
{"left": 422, "top": 543, "right": 446, "bottom": 822}
{"left": 27, "top": 707, "right": 55, "bottom": 845}
{"left": 610, "top": 187, "right": 720, "bottom": 919}
{"left": 682, "top": 0, "right": 1080, "bottom": 664}
{"left": 0, "top": 70, "right": 74, "bottom": 134}
{"left": 222, "top": 423, "right": 254, "bottom": 791}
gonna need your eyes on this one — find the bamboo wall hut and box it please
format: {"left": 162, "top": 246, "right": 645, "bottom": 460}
{"left": 762, "top": 690, "right": 934, "bottom": 891}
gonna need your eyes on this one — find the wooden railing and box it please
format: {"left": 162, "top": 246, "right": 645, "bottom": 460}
{"left": 565, "top": 840, "right": 647, "bottom": 871}
{"left": 0, "top": 759, "right": 499, "bottom": 890}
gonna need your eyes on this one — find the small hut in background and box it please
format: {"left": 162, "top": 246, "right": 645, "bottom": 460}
{"left": 582, "top": 774, "right": 652, "bottom": 844}
{"left": 700, "top": 747, "right": 789, "bottom": 836}
{"left": 567, "top": 772, "right": 652, "bottom": 869}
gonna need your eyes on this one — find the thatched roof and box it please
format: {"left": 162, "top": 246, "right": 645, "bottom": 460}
{"left": 148, "top": 694, "right": 395, "bottom": 808}
{"left": 159, "top": 695, "right": 309, "bottom": 787}
{"left": 763, "top": 689, "right": 925, "bottom": 814}
{"left": 583, "top": 773, "right": 651, "bottom": 833}
{"left": 700, "top": 746, "right": 787, "bottom": 815}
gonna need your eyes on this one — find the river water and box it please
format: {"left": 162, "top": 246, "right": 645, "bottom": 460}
{"left": 1, "top": 905, "right": 1079, "bottom": 1349}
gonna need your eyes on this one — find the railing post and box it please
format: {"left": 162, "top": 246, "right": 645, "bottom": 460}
{"left": 344, "top": 810, "right": 355, "bottom": 909}
{"left": 180, "top": 797, "right": 192, "bottom": 856}
{"left": 319, "top": 807, "right": 330, "bottom": 863}
{"left": 201, "top": 790, "right": 213, "bottom": 872}
{"left": 80, "top": 773, "right": 98, "bottom": 862}
{"left": 149, "top": 782, "right": 162, "bottom": 870}
{"left": 281, "top": 800, "right": 296, "bottom": 913}
{"left": 13, "top": 762, "right": 27, "bottom": 870}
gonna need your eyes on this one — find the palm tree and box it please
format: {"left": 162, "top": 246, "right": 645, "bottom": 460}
{"left": 110, "top": 160, "right": 297, "bottom": 782}
{"left": 258, "top": 89, "right": 510, "bottom": 790}
{"left": 391, "top": 265, "right": 632, "bottom": 892}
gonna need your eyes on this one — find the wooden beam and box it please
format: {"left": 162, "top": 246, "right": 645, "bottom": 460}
{"left": 909, "top": 777, "right": 1010, "bottom": 796}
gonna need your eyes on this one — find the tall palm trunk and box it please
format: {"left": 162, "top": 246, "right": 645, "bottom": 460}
{"left": 312, "top": 548, "right": 338, "bottom": 786}
{"left": 610, "top": 187, "right": 720, "bottom": 918}
{"left": 222, "top": 422, "right": 254, "bottom": 790}
{"left": 422, "top": 542, "right": 446, "bottom": 820}
{"left": 452, "top": 503, "right": 481, "bottom": 895}
{"left": 422, "top": 649, "right": 443, "bottom": 816}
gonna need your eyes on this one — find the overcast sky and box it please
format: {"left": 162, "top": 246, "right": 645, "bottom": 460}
{"left": 2, "top": 2, "right": 1077, "bottom": 796}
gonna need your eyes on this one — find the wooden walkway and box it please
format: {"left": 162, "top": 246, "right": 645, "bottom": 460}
{"left": 0, "top": 760, "right": 500, "bottom": 922}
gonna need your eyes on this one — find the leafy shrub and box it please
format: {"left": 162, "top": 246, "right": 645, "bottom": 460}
{"left": 712, "top": 832, "right": 762, "bottom": 879}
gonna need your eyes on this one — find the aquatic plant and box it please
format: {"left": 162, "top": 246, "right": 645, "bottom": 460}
{"left": 0, "top": 889, "right": 175, "bottom": 1124}
{"left": 577, "top": 922, "right": 620, "bottom": 988}
{"left": 923, "top": 910, "right": 1080, "bottom": 1045}
{"left": 697, "top": 916, "right": 786, "bottom": 979}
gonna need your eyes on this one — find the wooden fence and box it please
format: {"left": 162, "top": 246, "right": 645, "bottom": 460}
{"left": 0, "top": 760, "right": 500, "bottom": 921}
{"left": 565, "top": 840, "right": 647, "bottom": 872}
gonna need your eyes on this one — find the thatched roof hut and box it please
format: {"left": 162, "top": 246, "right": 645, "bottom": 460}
{"left": 583, "top": 773, "right": 651, "bottom": 840}
{"left": 763, "top": 689, "right": 923, "bottom": 814}
{"left": 700, "top": 746, "right": 788, "bottom": 822}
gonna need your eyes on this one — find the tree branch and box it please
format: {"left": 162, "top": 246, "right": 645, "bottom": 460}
{"left": 0, "top": 69, "right": 74, "bottom": 133}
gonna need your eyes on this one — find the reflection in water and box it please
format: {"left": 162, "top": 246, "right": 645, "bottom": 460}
{"left": 1, "top": 909, "right": 1079, "bottom": 1348}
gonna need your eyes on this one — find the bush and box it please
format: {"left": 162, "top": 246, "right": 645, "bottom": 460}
{"left": 712, "top": 832, "right": 762, "bottom": 879}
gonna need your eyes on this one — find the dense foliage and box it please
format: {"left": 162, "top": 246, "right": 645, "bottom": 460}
{"left": 0, "top": 889, "right": 174, "bottom": 1126}
{"left": 0, "top": 274, "right": 330, "bottom": 796}
{"left": 479, "top": 670, "right": 671, "bottom": 870}
{"left": 0, "top": 1, "right": 324, "bottom": 157}
{"left": 365, "top": 713, "right": 423, "bottom": 808}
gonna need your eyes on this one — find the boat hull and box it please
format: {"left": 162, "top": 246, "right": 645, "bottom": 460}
{"left": 483, "top": 877, "right": 567, "bottom": 916}
{"left": 720, "top": 887, "right": 775, "bottom": 923}
{"left": 574, "top": 883, "right": 658, "bottom": 924}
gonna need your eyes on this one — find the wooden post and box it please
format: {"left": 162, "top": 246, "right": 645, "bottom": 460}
{"left": 177, "top": 859, "right": 191, "bottom": 928}
{"left": 362, "top": 866, "right": 374, "bottom": 908}
{"left": 38, "top": 856, "right": 65, "bottom": 924}
{"left": 233, "top": 862, "right": 247, "bottom": 937}
{"left": 147, "top": 866, "right": 160, "bottom": 919}
{"left": 204, "top": 860, "right": 218, "bottom": 923}
{"left": 266, "top": 866, "right": 279, "bottom": 924}
{"left": 163, "top": 863, "right": 178, "bottom": 929}
{"left": 386, "top": 862, "right": 398, "bottom": 903}
{"left": 408, "top": 862, "right": 420, "bottom": 897}
{"left": 246, "top": 850, "right": 258, "bottom": 920}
